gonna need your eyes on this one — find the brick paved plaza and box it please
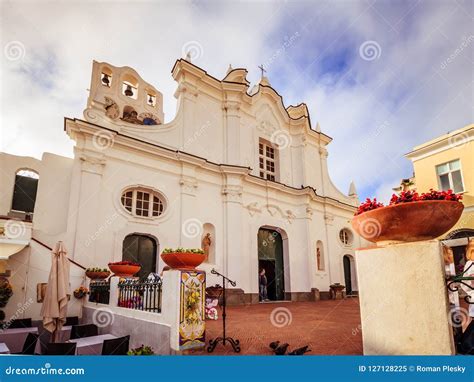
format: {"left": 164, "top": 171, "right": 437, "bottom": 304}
{"left": 193, "top": 298, "right": 363, "bottom": 355}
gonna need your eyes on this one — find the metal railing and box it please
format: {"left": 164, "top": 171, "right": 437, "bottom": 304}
{"left": 117, "top": 278, "right": 162, "bottom": 313}
{"left": 89, "top": 280, "right": 110, "bottom": 304}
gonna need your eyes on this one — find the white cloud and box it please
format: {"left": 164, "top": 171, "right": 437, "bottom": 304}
{"left": 0, "top": 1, "right": 472, "bottom": 201}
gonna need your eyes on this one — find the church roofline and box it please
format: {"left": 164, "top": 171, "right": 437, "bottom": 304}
{"left": 171, "top": 58, "right": 332, "bottom": 142}
{"left": 64, "top": 117, "right": 353, "bottom": 210}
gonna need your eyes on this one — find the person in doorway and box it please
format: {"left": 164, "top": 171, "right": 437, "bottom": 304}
{"left": 259, "top": 268, "right": 268, "bottom": 302}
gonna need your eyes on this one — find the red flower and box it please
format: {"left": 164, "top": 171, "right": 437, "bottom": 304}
{"left": 355, "top": 198, "right": 384, "bottom": 216}
{"left": 355, "top": 189, "right": 462, "bottom": 216}
{"left": 389, "top": 190, "right": 419, "bottom": 205}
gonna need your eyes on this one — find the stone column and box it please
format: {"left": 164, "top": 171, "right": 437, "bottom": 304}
{"left": 221, "top": 171, "right": 245, "bottom": 298}
{"left": 72, "top": 154, "right": 106, "bottom": 265}
{"left": 356, "top": 240, "right": 455, "bottom": 355}
{"left": 223, "top": 101, "right": 241, "bottom": 165}
{"left": 179, "top": 171, "right": 199, "bottom": 249}
{"left": 176, "top": 83, "right": 198, "bottom": 149}
{"left": 161, "top": 269, "right": 206, "bottom": 352}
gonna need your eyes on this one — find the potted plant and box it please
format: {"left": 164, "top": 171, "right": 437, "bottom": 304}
{"left": 160, "top": 248, "right": 206, "bottom": 270}
{"left": 127, "top": 345, "right": 155, "bottom": 355}
{"left": 108, "top": 261, "right": 141, "bottom": 278}
{"left": 352, "top": 189, "right": 463, "bottom": 245}
{"left": 85, "top": 267, "right": 111, "bottom": 280}
{"left": 0, "top": 278, "right": 13, "bottom": 308}
{"left": 73, "top": 286, "right": 89, "bottom": 299}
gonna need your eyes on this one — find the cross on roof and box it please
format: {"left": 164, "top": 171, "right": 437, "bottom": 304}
{"left": 258, "top": 64, "right": 266, "bottom": 79}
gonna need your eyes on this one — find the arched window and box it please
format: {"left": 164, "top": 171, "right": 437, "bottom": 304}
{"left": 120, "top": 187, "right": 165, "bottom": 218}
{"left": 122, "top": 234, "right": 157, "bottom": 279}
{"left": 339, "top": 228, "right": 353, "bottom": 246}
{"left": 316, "top": 241, "right": 324, "bottom": 271}
{"left": 11, "top": 169, "right": 39, "bottom": 214}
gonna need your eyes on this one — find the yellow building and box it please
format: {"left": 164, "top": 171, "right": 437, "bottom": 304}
{"left": 405, "top": 124, "right": 473, "bottom": 235}
{"left": 405, "top": 124, "right": 473, "bottom": 270}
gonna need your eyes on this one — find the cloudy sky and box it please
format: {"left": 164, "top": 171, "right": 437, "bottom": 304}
{"left": 1, "top": 0, "right": 472, "bottom": 202}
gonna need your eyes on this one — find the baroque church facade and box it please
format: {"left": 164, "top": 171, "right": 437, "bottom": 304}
{"left": 1, "top": 58, "right": 366, "bottom": 316}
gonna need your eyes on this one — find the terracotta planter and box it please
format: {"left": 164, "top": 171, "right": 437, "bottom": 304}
{"left": 352, "top": 200, "right": 464, "bottom": 245}
{"left": 85, "top": 271, "right": 110, "bottom": 280}
{"left": 161, "top": 252, "right": 206, "bottom": 270}
{"left": 108, "top": 264, "right": 141, "bottom": 277}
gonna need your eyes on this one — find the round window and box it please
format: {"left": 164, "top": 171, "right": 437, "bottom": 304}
{"left": 339, "top": 228, "right": 353, "bottom": 246}
{"left": 120, "top": 188, "right": 165, "bottom": 218}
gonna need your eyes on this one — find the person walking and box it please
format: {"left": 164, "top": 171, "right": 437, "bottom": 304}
{"left": 259, "top": 268, "right": 268, "bottom": 302}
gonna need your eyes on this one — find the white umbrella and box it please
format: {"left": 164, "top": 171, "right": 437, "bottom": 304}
{"left": 40, "top": 241, "right": 70, "bottom": 342}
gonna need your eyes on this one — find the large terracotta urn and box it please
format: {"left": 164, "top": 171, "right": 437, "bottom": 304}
{"left": 352, "top": 200, "right": 464, "bottom": 245}
{"left": 161, "top": 252, "right": 206, "bottom": 270}
{"left": 108, "top": 262, "right": 141, "bottom": 278}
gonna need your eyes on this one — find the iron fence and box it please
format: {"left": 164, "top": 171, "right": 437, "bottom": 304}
{"left": 117, "top": 277, "right": 162, "bottom": 313}
{"left": 89, "top": 280, "right": 110, "bottom": 304}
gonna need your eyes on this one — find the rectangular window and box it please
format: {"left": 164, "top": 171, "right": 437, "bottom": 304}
{"left": 259, "top": 140, "right": 277, "bottom": 182}
{"left": 436, "top": 159, "right": 464, "bottom": 193}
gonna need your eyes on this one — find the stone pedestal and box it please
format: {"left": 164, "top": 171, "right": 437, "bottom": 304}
{"left": 162, "top": 269, "right": 206, "bottom": 352}
{"left": 356, "top": 240, "right": 455, "bottom": 355}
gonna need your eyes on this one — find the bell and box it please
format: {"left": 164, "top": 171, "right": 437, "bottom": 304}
{"left": 124, "top": 85, "right": 133, "bottom": 97}
{"left": 148, "top": 95, "right": 154, "bottom": 105}
{"left": 101, "top": 74, "right": 110, "bottom": 86}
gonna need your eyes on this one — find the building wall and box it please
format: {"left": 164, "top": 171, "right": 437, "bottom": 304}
{"left": 407, "top": 125, "right": 474, "bottom": 233}
{"left": 411, "top": 139, "right": 473, "bottom": 207}
{"left": 0, "top": 59, "right": 368, "bottom": 320}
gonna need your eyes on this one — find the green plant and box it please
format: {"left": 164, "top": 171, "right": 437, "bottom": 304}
{"left": 86, "top": 267, "right": 109, "bottom": 273}
{"left": 162, "top": 247, "right": 204, "bottom": 254}
{"left": 127, "top": 345, "right": 155, "bottom": 355}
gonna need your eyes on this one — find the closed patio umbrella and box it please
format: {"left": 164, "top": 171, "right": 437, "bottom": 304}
{"left": 40, "top": 241, "right": 70, "bottom": 342}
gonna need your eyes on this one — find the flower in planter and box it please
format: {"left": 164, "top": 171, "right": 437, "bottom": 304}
{"left": 419, "top": 189, "right": 462, "bottom": 202}
{"left": 86, "top": 267, "right": 109, "bottom": 273}
{"left": 161, "top": 247, "right": 205, "bottom": 254}
{"left": 389, "top": 190, "right": 420, "bottom": 205}
{"left": 73, "top": 286, "right": 89, "bottom": 299}
{"left": 355, "top": 198, "right": 384, "bottom": 216}
{"left": 356, "top": 189, "right": 462, "bottom": 216}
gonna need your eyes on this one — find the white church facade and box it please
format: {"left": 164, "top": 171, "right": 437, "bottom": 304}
{"left": 0, "top": 58, "right": 366, "bottom": 319}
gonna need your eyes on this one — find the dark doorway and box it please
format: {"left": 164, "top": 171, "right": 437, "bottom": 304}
{"left": 343, "top": 255, "right": 352, "bottom": 295}
{"left": 11, "top": 170, "right": 39, "bottom": 213}
{"left": 258, "top": 228, "right": 284, "bottom": 301}
{"left": 122, "top": 234, "right": 157, "bottom": 279}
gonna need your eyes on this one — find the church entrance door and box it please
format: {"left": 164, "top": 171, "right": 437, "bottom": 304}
{"left": 258, "top": 228, "right": 285, "bottom": 301}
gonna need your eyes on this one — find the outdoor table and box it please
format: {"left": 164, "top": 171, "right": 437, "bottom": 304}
{"left": 0, "top": 343, "right": 10, "bottom": 354}
{"left": 68, "top": 334, "right": 117, "bottom": 355}
{"left": 0, "top": 327, "right": 38, "bottom": 353}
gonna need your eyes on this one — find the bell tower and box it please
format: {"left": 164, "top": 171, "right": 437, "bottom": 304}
{"left": 84, "top": 61, "right": 164, "bottom": 126}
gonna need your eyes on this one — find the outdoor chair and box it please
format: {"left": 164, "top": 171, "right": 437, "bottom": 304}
{"left": 14, "top": 333, "right": 39, "bottom": 355}
{"left": 8, "top": 318, "right": 33, "bottom": 328}
{"left": 45, "top": 342, "right": 77, "bottom": 355}
{"left": 70, "top": 324, "right": 98, "bottom": 339}
{"left": 101, "top": 335, "right": 130, "bottom": 355}
{"left": 65, "top": 316, "right": 79, "bottom": 326}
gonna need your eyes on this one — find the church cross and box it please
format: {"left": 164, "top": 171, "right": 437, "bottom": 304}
{"left": 258, "top": 64, "right": 267, "bottom": 79}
